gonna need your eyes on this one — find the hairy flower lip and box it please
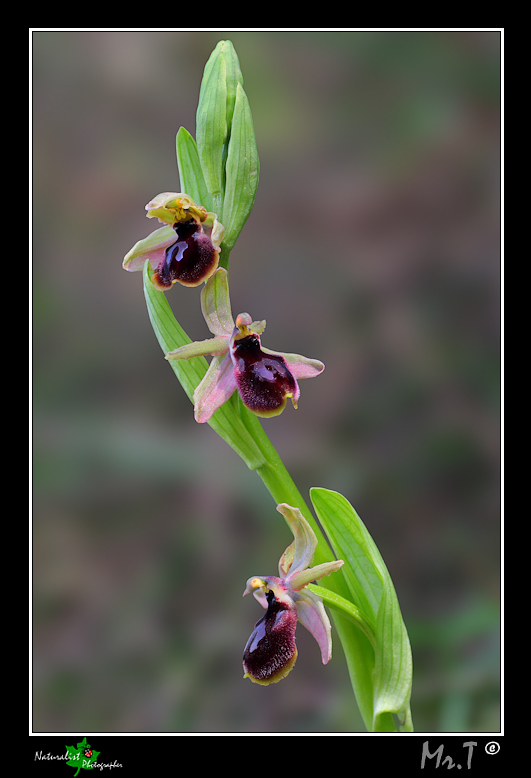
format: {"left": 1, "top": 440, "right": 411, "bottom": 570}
{"left": 165, "top": 268, "right": 324, "bottom": 422}
{"left": 150, "top": 220, "right": 219, "bottom": 289}
{"left": 242, "top": 587, "right": 299, "bottom": 685}
{"left": 242, "top": 504, "right": 344, "bottom": 685}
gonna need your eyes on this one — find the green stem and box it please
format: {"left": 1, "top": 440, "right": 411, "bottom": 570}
{"left": 219, "top": 243, "right": 231, "bottom": 272}
{"left": 143, "top": 266, "right": 378, "bottom": 730}
{"left": 240, "top": 405, "right": 331, "bottom": 561}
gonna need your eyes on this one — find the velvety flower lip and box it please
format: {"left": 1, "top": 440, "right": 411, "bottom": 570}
{"left": 123, "top": 192, "right": 224, "bottom": 289}
{"left": 165, "top": 268, "right": 325, "bottom": 422}
{"left": 242, "top": 504, "right": 344, "bottom": 685}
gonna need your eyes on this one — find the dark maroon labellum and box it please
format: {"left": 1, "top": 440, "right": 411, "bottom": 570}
{"left": 155, "top": 220, "right": 217, "bottom": 288}
{"left": 243, "top": 589, "right": 298, "bottom": 684}
{"left": 232, "top": 335, "right": 298, "bottom": 417}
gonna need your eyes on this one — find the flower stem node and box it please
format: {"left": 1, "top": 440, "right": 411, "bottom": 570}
{"left": 165, "top": 268, "right": 324, "bottom": 422}
{"left": 123, "top": 193, "right": 224, "bottom": 289}
{"left": 242, "top": 504, "right": 344, "bottom": 685}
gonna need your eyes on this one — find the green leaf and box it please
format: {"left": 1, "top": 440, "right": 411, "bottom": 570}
{"left": 310, "top": 487, "right": 413, "bottom": 732}
{"left": 310, "top": 487, "right": 383, "bottom": 628}
{"left": 176, "top": 126, "right": 212, "bottom": 213}
{"left": 142, "top": 260, "right": 265, "bottom": 471}
{"left": 372, "top": 576, "right": 414, "bottom": 732}
{"left": 222, "top": 82, "right": 260, "bottom": 252}
{"left": 308, "top": 583, "right": 376, "bottom": 649}
{"left": 330, "top": 614, "right": 378, "bottom": 732}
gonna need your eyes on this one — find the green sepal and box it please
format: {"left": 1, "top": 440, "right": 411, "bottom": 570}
{"left": 165, "top": 336, "right": 228, "bottom": 361}
{"left": 123, "top": 225, "right": 174, "bottom": 272}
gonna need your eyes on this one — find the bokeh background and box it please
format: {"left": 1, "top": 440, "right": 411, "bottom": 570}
{"left": 32, "top": 30, "right": 501, "bottom": 733}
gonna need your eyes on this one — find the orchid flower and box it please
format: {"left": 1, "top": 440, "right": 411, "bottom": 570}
{"left": 242, "top": 504, "right": 344, "bottom": 685}
{"left": 165, "top": 268, "right": 325, "bottom": 422}
{"left": 123, "top": 193, "right": 224, "bottom": 289}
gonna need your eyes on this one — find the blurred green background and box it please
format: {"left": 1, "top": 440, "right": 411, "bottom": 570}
{"left": 32, "top": 30, "right": 501, "bottom": 733}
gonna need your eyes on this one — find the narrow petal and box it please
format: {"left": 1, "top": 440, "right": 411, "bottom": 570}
{"left": 261, "top": 348, "right": 325, "bottom": 380}
{"left": 201, "top": 268, "right": 234, "bottom": 336}
{"left": 288, "top": 559, "right": 344, "bottom": 591}
{"left": 203, "top": 212, "right": 225, "bottom": 251}
{"left": 193, "top": 353, "right": 237, "bottom": 423}
{"left": 243, "top": 576, "right": 272, "bottom": 609}
{"left": 276, "top": 504, "right": 317, "bottom": 574}
{"left": 243, "top": 576, "right": 266, "bottom": 604}
{"left": 123, "top": 225, "right": 175, "bottom": 272}
{"left": 165, "top": 336, "right": 229, "bottom": 361}
{"left": 293, "top": 588, "right": 333, "bottom": 664}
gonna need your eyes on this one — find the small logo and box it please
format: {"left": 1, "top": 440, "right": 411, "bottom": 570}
{"left": 65, "top": 737, "right": 100, "bottom": 775}
{"left": 485, "top": 741, "right": 500, "bottom": 755}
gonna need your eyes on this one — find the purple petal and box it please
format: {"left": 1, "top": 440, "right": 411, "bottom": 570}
{"left": 261, "top": 348, "right": 325, "bottom": 380}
